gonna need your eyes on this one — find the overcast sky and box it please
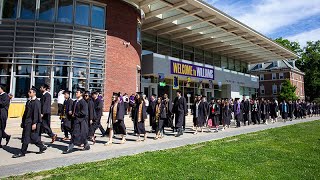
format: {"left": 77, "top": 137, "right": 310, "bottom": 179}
{"left": 205, "top": 0, "right": 320, "bottom": 47}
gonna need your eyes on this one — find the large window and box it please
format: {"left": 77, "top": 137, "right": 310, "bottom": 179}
{"left": 39, "top": 0, "right": 55, "bottom": 22}
{"left": 20, "top": 0, "right": 36, "bottom": 19}
{"left": 272, "top": 84, "right": 277, "bottom": 95}
{"left": 15, "top": 77, "right": 30, "bottom": 98}
{"left": 57, "top": 0, "right": 73, "bottom": 23}
{"left": 91, "top": 5, "right": 105, "bottom": 29}
{"left": 75, "top": 2, "right": 90, "bottom": 26}
{"left": 2, "top": 0, "right": 18, "bottom": 19}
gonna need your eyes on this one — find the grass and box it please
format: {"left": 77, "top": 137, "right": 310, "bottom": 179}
{"left": 6, "top": 120, "right": 320, "bottom": 180}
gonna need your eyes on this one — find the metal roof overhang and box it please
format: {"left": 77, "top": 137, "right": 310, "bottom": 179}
{"left": 129, "top": 0, "right": 298, "bottom": 64}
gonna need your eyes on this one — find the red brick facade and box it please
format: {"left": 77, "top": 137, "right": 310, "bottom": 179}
{"left": 104, "top": 0, "right": 141, "bottom": 111}
{"left": 253, "top": 70, "right": 305, "bottom": 100}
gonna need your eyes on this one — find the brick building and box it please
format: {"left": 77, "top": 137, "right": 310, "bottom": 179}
{"left": 249, "top": 60, "right": 305, "bottom": 100}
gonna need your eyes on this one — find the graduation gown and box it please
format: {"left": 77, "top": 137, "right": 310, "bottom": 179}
{"left": 223, "top": 105, "right": 232, "bottom": 126}
{"left": 21, "top": 99, "right": 42, "bottom": 144}
{"left": 173, "top": 96, "right": 187, "bottom": 129}
{"left": 0, "top": 93, "right": 10, "bottom": 138}
{"left": 133, "top": 101, "right": 147, "bottom": 134}
{"left": 163, "top": 99, "right": 173, "bottom": 128}
{"left": 40, "top": 92, "right": 52, "bottom": 134}
{"left": 192, "top": 101, "right": 207, "bottom": 127}
{"left": 89, "top": 98, "right": 103, "bottom": 136}
{"left": 71, "top": 99, "right": 89, "bottom": 146}
{"left": 147, "top": 100, "right": 157, "bottom": 128}
{"left": 86, "top": 99, "right": 95, "bottom": 125}
{"left": 107, "top": 101, "right": 126, "bottom": 135}
{"left": 61, "top": 98, "right": 74, "bottom": 130}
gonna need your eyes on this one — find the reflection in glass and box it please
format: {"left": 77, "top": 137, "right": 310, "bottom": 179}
{"left": 57, "top": 0, "right": 73, "bottom": 23}
{"left": 0, "top": 76, "right": 11, "bottom": 92}
{"left": 16, "top": 65, "right": 31, "bottom": 75}
{"left": 54, "top": 66, "right": 69, "bottom": 77}
{"left": 0, "top": 64, "right": 12, "bottom": 75}
{"left": 15, "top": 77, "right": 31, "bottom": 98}
{"left": 39, "top": 0, "right": 55, "bottom": 21}
{"left": 73, "top": 67, "right": 86, "bottom": 78}
{"left": 2, "top": 0, "right": 18, "bottom": 19}
{"left": 91, "top": 6, "right": 105, "bottom": 29}
{"left": 20, "top": 0, "right": 36, "bottom": 19}
{"left": 75, "top": 2, "right": 90, "bottom": 26}
{"left": 35, "top": 66, "right": 51, "bottom": 76}
{"left": 54, "top": 78, "right": 68, "bottom": 98}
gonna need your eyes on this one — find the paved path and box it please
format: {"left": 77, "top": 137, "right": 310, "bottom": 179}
{"left": 0, "top": 116, "right": 319, "bottom": 178}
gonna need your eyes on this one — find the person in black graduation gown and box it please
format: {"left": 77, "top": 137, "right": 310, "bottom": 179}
{"left": 0, "top": 85, "right": 11, "bottom": 148}
{"left": 260, "top": 99, "right": 267, "bottom": 124}
{"left": 154, "top": 97, "right": 166, "bottom": 139}
{"left": 223, "top": 100, "right": 232, "bottom": 128}
{"left": 105, "top": 92, "right": 126, "bottom": 145}
{"left": 270, "top": 99, "right": 278, "bottom": 123}
{"left": 63, "top": 88, "right": 90, "bottom": 154}
{"left": 288, "top": 100, "right": 294, "bottom": 121}
{"left": 173, "top": 90, "right": 187, "bottom": 137}
{"left": 192, "top": 95, "right": 207, "bottom": 134}
{"left": 132, "top": 92, "right": 147, "bottom": 141}
{"left": 39, "top": 84, "right": 57, "bottom": 143}
{"left": 163, "top": 93, "right": 173, "bottom": 132}
{"left": 241, "top": 96, "right": 250, "bottom": 126}
{"left": 251, "top": 99, "right": 260, "bottom": 125}
{"left": 13, "top": 87, "right": 47, "bottom": 158}
{"left": 147, "top": 94, "right": 157, "bottom": 132}
{"left": 233, "top": 98, "right": 243, "bottom": 128}
{"left": 84, "top": 91, "right": 95, "bottom": 142}
{"left": 89, "top": 91, "right": 105, "bottom": 144}
{"left": 60, "top": 90, "right": 73, "bottom": 141}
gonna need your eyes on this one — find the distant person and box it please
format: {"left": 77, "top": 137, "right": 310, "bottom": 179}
{"left": 154, "top": 97, "right": 165, "bottom": 139}
{"left": 40, "top": 84, "right": 57, "bottom": 143}
{"left": 0, "top": 85, "right": 11, "bottom": 148}
{"left": 281, "top": 100, "right": 289, "bottom": 122}
{"left": 163, "top": 94, "right": 173, "bottom": 132}
{"left": 132, "top": 92, "right": 147, "bottom": 141}
{"left": 172, "top": 90, "right": 187, "bottom": 137}
{"left": 123, "top": 93, "right": 129, "bottom": 115}
{"left": 147, "top": 94, "right": 157, "bottom": 132}
{"left": 241, "top": 96, "right": 250, "bottom": 126}
{"left": 192, "top": 95, "right": 207, "bottom": 134}
{"left": 233, "top": 98, "right": 242, "bottom": 128}
{"left": 83, "top": 91, "right": 95, "bottom": 143}
{"left": 57, "top": 89, "right": 65, "bottom": 116}
{"left": 105, "top": 92, "right": 126, "bottom": 145}
{"left": 13, "top": 87, "right": 47, "bottom": 158}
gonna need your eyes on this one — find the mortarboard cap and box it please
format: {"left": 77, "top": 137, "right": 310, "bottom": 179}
{"left": 136, "top": 92, "right": 143, "bottom": 95}
{"left": 30, "top": 86, "right": 39, "bottom": 93}
{"left": 91, "top": 91, "right": 98, "bottom": 95}
{"left": 77, "top": 88, "right": 85, "bottom": 94}
{"left": 202, "top": 95, "right": 206, "bottom": 98}
{"left": 84, "top": 90, "right": 90, "bottom": 95}
{"left": 113, "top": 92, "right": 120, "bottom": 96}
{"left": 63, "top": 90, "right": 71, "bottom": 95}
{"left": 152, "top": 94, "right": 157, "bottom": 97}
{"left": 176, "top": 90, "right": 182, "bottom": 93}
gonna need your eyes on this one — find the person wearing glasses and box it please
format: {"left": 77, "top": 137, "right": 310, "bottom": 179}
{"left": 13, "top": 87, "right": 47, "bottom": 158}
{"left": 39, "top": 84, "right": 57, "bottom": 143}
{"left": 63, "top": 88, "right": 90, "bottom": 154}
{"left": 60, "top": 90, "right": 73, "bottom": 141}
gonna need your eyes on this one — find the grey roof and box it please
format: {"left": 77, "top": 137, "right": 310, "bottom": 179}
{"left": 249, "top": 60, "right": 304, "bottom": 74}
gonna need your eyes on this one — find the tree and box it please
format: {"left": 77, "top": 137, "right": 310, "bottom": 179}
{"left": 274, "top": 38, "right": 320, "bottom": 101}
{"left": 279, "top": 79, "right": 298, "bottom": 101}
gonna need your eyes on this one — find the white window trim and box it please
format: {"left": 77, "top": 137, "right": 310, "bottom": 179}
{"left": 272, "top": 84, "right": 277, "bottom": 94}
{"left": 272, "top": 73, "right": 277, "bottom": 80}
{"left": 279, "top": 72, "right": 284, "bottom": 79}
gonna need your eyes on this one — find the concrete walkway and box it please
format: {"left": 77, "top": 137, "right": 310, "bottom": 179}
{"left": 0, "top": 116, "right": 319, "bottom": 178}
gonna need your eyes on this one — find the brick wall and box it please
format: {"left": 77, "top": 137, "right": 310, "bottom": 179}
{"left": 104, "top": 0, "right": 141, "bottom": 111}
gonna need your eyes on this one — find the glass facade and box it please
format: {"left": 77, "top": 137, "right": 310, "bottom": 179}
{"left": 0, "top": 0, "right": 107, "bottom": 99}
{"left": 141, "top": 32, "right": 248, "bottom": 73}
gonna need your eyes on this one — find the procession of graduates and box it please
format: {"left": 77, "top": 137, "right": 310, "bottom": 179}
{"left": 0, "top": 83, "right": 319, "bottom": 158}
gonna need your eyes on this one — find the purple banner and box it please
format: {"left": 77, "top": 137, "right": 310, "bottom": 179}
{"left": 170, "top": 61, "right": 214, "bottom": 80}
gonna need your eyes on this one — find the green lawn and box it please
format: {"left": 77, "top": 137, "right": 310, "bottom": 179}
{"left": 8, "top": 120, "right": 320, "bottom": 180}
